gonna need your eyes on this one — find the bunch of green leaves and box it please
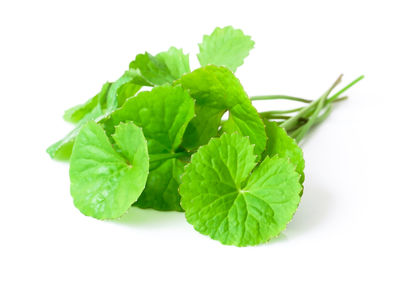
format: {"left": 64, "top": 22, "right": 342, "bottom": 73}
{"left": 47, "top": 26, "right": 363, "bottom": 246}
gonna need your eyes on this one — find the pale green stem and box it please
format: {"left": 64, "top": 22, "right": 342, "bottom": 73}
{"left": 250, "top": 95, "right": 312, "bottom": 103}
{"left": 280, "top": 75, "right": 343, "bottom": 131}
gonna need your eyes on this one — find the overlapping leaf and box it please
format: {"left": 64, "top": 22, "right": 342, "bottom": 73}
{"left": 177, "top": 65, "right": 266, "bottom": 156}
{"left": 70, "top": 121, "right": 149, "bottom": 219}
{"left": 264, "top": 121, "right": 305, "bottom": 184}
{"left": 129, "top": 47, "right": 190, "bottom": 86}
{"left": 108, "top": 85, "right": 195, "bottom": 211}
{"left": 63, "top": 82, "right": 111, "bottom": 124}
{"left": 47, "top": 71, "right": 142, "bottom": 160}
{"left": 180, "top": 133, "right": 302, "bottom": 246}
{"left": 136, "top": 158, "right": 185, "bottom": 211}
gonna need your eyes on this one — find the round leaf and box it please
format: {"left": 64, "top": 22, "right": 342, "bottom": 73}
{"left": 197, "top": 26, "right": 254, "bottom": 72}
{"left": 180, "top": 133, "right": 301, "bottom": 246}
{"left": 69, "top": 121, "right": 149, "bottom": 219}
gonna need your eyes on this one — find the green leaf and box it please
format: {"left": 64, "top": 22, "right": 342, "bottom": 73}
{"left": 47, "top": 103, "right": 107, "bottom": 161}
{"left": 111, "top": 85, "right": 195, "bottom": 154}
{"left": 105, "top": 70, "right": 142, "bottom": 112}
{"left": 129, "top": 47, "right": 190, "bottom": 86}
{"left": 177, "top": 65, "right": 266, "bottom": 156}
{"left": 180, "top": 133, "right": 301, "bottom": 246}
{"left": 116, "top": 82, "right": 142, "bottom": 107}
{"left": 264, "top": 121, "right": 305, "bottom": 184}
{"left": 69, "top": 121, "right": 149, "bottom": 219}
{"left": 179, "top": 105, "right": 225, "bottom": 151}
{"left": 135, "top": 159, "right": 185, "bottom": 211}
{"left": 108, "top": 85, "right": 195, "bottom": 211}
{"left": 221, "top": 102, "right": 267, "bottom": 156}
{"left": 157, "top": 47, "right": 191, "bottom": 79}
{"left": 46, "top": 124, "right": 82, "bottom": 161}
{"left": 197, "top": 26, "right": 254, "bottom": 72}
{"left": 63, "top": 82, "right": 111, "bottom": 124}
{"left": 48, "top": 71, "right": 142, "bottom": 161}
{"left": 125, "top": 68, "right": 154, "bottom": 87}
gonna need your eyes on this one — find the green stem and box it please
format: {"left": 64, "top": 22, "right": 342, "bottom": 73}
{"left": 256, "top": 95, "right": 347, "bottom": 123}
{"left": 260, "top": 107, "right": 303, "bottom": 116}
{"left": 259, "top": 96, "right": 347, "bottom": 124}
{"left": 288, "top": 105, "right": 333, "bottom": 140}
{"left": 294, "top": 91, "right": 330, "bottom": 142}
{"left": 280, "top": 75, "right": 343, "bottom": 131}
{"left": 250, "top": 95, "right": 312, "bottom": 103}
{"left": 326, "top": 75, "right": 364, "bottom": 103}
{"left": 313, "top": 105, "right": 333, "bottom": 125}
{"left": 329, "top": 96, "right": 348, "bottom": 103}
{"left": 299, "top": 76, "right": 362, "bottom": 121}
{"left": 288, "top": 126, "right": 302, "bottom": 139}
{"left": 264, "top": 115, "right": 291, "bottom": 120}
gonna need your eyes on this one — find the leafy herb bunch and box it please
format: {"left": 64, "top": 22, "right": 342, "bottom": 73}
{"left": 47, "top": 26, "right": 363, "bottom": 246}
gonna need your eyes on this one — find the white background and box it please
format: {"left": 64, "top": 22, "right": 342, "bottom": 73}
{"left": 1, "top": 0, "right": 399, "bottom": 284}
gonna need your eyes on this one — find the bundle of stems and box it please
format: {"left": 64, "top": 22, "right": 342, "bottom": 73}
{"left": 251, "top": 75, "right": 364, "bottom": 142}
